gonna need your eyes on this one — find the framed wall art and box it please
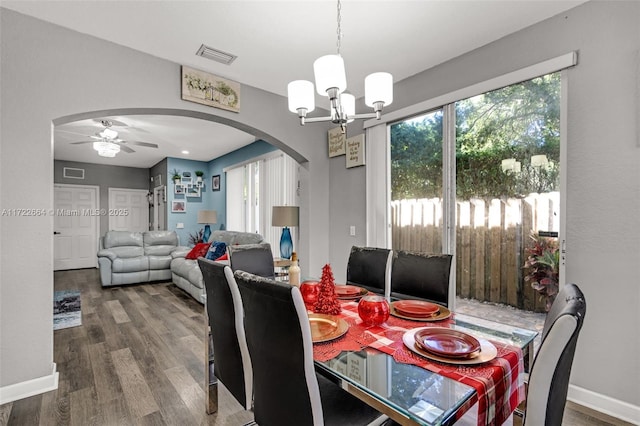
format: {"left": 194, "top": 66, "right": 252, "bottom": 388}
{"left": 346, "top": 134, "right": 365, "bottom": 168}
{"left": 171, "top": 200, "right": 186, "bottom": 213}
{"left": 181, "top": 66, "right": 241, "bottom": 113}
{"left": 328, "top": 127, "right": 345, "bottom": 157}
{"left": 212, "top": 175, "right": 221, "bottom": 191}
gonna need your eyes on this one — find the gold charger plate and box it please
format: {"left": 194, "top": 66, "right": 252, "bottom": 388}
{"left": 309, "top": 313, "right": 349, "bottom": 343}
{"left": 402, "top": 328, "right": 497, "bottom": 365}
{"left": 390, "top": 302, "right": 451, "bottom": 322}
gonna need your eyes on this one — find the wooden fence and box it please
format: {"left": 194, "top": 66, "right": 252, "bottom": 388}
{"left": 390, "top": 192, "right": 559, "bottom": 312}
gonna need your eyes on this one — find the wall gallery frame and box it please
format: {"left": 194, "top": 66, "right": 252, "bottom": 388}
{"left": 212, "top": 175, "right": 221, "bottom": 191}
{"left": 174, "top": 184, "right": 184, "bottom": 195}
{"left": 328, "top": 127, "right": 346, "bottom": 157}
{"left": 171, "top": 200, "right": 186, "bottom": 213}
{"left": 181, "top": 66, "right": 241, "bottom": 113}
{"left": 346, "top": 134, "right": 366, "bottom": 168}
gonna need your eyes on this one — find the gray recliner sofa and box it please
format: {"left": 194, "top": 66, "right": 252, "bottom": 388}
{"left": 170, "top": 230, "right": 265, "bottom": 303}
{"left": 97, "top": 230, "right": 179, "bottom": 287}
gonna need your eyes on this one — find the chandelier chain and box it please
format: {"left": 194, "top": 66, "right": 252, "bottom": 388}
{"left": 336, "top": 0, "right": 342, "bottom": 55}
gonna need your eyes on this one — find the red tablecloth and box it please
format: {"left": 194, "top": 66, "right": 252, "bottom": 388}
{"left": 312, "top": 300, "right": 525, "bottom": 426}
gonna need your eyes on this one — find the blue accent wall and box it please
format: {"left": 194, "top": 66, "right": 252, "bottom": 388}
{"left": 166, "top": 140, "right": 277, "bottom": 245}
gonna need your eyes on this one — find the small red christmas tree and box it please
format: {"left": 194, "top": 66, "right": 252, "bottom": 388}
{"left": 313, "top": 264, "right": 341, "bottom": 315}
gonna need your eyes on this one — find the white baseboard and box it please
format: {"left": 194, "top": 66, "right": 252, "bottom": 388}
{"left": 569, "top": 384, "right": 640, "bottom": 425}
{"left": 0, "top": 363, "right": 59, "bottom": 405}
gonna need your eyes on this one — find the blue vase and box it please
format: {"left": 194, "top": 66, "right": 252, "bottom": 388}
{"left": 202, "top": 224, "right": 211, "bottom": 243}
{"left": 280, "top": 227, "right": 293, "bottom": 259}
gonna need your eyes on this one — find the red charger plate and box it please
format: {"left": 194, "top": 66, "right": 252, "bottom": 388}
{"left": 393, "top": 300, "right": 440, "bottom": 317}
{"left": 414, "top": 327, "right": 481, "bottom": 358}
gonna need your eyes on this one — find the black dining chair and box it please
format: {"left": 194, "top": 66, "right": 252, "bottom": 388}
{"left": 234, "top": 270, "right": 387, "bottom": 426}
{"left": 228, "top": 242, "right": 276, "bottom": 279}
{"left": 389, "top": 250, "right": 453, "bottom": 307}
{"left": 346, "top": 246, "right": 393, "bottom": 297}
{"left": 523, "top": 283, "right": 587, "bottom": 426}
{"left": 198, "top": 258, "right": 254, "bottom": 414}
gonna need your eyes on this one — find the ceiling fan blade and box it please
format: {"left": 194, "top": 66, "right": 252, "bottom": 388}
{"left": 70, "top": 141, "right": 94, "bottom": 145}
{"left": 119, "top": 145, "right": 135, "bottom": 154}
{"left": 126, "top": 141, "right": 158, "bottom": 148}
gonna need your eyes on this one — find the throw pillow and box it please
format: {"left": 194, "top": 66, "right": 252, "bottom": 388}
{"left": 186, "top": 242, "right": 211, "bottom": 260}
{"left": 215, "top": 253, "right": 228, "bottom": 261}
{"left": 205, "top": 241, "right": 227, "bottom": 261}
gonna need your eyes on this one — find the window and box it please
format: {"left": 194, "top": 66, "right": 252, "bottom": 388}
{"left": 226, "top": 152, "right": 299, "bottom": 251}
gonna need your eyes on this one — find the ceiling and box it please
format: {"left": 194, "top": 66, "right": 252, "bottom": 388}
{"left": 3, "top": 0, "right": 587, "bottom": 168}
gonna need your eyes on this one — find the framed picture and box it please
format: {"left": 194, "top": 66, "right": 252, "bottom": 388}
{"left": 346, "top": 134, "right": 366, "bottom": 168}
{"left": 174, "top": 184, "right": 184, "bottom": 195}
{"left": 181, "top": 66, "right": 241, "bottom": 113}
{"left": 328, "top": 127, "right": 346, "bottom": 157}
{"left": 181, "top": 176, "right": 192, "bottom": 185}
{"left": 212, "top": 175, "right": 221, "bottom": 191}
{"left": 171, "top": 200, "right": 186, "bottom": 213}
{"left": 186, "top": 185, "right": 201, "bottom": 197}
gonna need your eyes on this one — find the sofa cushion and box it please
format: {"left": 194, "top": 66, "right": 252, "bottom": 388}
{"left": 103, "top": 231, "right": 143, "bottom": 249}
{"left": 186, "top": 242, "right": 211, "bottom": 260}
{"left": 205, "top": 241, "right": 227, "bottom": 260}
{"left": 111, "top": 256, "right": 149, "bottom": 273}
{"left": 149, "top": 255, "right": 172, "bottom": 270}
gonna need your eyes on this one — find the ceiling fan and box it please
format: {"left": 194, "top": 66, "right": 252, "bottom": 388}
{"left": 69, "top": 120, "right": 158, "bottom": 157}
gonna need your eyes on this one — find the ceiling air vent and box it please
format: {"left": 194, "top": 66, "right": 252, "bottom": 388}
{"left": 196, "top": 44, "right": 237, "bottom": 65}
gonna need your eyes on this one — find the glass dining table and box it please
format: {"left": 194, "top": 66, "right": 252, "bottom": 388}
{"left": 313, "top": 305, "right": 538, "bottom": 426}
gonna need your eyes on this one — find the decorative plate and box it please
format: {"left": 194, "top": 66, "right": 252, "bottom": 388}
{"left": 414, "top": 327, "right": 481, "bottom": 358}
{"left": 390, "top": 304, "right": 451, "bottom": 322}
{"left": 309, "top": 313, "right": 349, "bottom": 343}
{"left": 402, "top": 328, "right": 497, "bottom": 365}
{"left": 334, "top": 285, "right": 368, "bottom": 300}
{"left": 393, "top": 300, "right": 440, "bottom": 317}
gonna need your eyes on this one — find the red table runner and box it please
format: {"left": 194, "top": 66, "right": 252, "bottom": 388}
{"left": 311, "top": 300, "right": 525, "bottom": 426}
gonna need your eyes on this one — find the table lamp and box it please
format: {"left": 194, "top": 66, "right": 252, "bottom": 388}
{"left": 272, "top": 206, "right": 299, "bottom": 259}
{"left": 197, "top": 210, "right": 217, "bottom": 243}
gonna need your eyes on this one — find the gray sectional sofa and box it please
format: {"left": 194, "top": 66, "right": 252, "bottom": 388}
{"left": 97, "top": 230, "right": 179, "bottom": 287}
{"left": 170, "top": 230, "right": 265, "bottom": 304}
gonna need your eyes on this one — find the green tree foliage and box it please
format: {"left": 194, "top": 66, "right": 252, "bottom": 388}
{"left": 391, "top": 73, "right": 560, "bottom": 201}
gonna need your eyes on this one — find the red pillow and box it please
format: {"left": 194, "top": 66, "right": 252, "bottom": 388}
{"left": 215, "top": 253, "right": 228, "bottom": 261}
{"left": 186, "top": 242, "right": 211, "bottom": 259}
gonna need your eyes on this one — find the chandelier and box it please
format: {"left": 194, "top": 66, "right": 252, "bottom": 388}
{"left": 287, "top": 0, "right": 393, "bottom": 133}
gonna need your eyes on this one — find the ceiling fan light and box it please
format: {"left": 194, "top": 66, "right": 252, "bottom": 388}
{"left": 287, "top": 80, "right": 315, "bottom": 113}
{"left": 99, "top": 128, "right": 118, "bottom": 139}
{"left": 313, "top": 54, "right": 347, "bottom": 96}
{"left": 93, "top": 141, "right": 120, "bottom": 157}
{"left": 365, "top": 72, "right": 393, "bottom": 107}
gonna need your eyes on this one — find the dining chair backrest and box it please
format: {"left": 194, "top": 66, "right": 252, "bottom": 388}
{"left": 524, "top": 283, "right": 586, "bottom": 426}
{"left": 390, "top": 250, "right": 453, "bottom": 307}
{"left": 234, "top": 270, "right": 323, "bottom": 425}
{"left": 198, "top": 258, "right": 253, "bottom": 410}
{"left": 228, "top": 242, "right": 275, "bottom": 279}
{"left": 346, "top": 246, "right": 392, "bottom": 297}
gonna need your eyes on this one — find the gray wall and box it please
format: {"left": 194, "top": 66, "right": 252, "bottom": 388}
{"left": 327, "top": 0, "right": 640, "bottom": 414}
{"left": 1, "top": 8, "right": 330, "bottom": 393}
{"left": 54, "top": 160, "right": 150, "bottom": 235}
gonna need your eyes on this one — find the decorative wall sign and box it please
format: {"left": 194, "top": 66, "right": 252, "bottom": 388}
{"left": 181, "top": 66, "right": 241, "bottom": 113}
{"left": 328, "top": 127, "right": 346, "bottom": 157}
{"left": 346, "top": 134, "right": 365, "bottom": 168}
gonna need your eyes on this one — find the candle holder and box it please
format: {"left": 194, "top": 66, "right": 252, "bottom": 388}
{"left": 357, "top": 295, "right": 390, "bottom": 326}
{"left": 300, "top": 281, "right": 320, "bottom": 305}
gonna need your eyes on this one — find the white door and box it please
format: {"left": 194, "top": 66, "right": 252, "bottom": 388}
{"left": 108, "top": 188, "right": 149, "bottom": 232}
{"left": 54, "top": 184, "right": 99, "bottom": 270}
{"left": 153, "top": 185, "right": 166, "bottom": 230}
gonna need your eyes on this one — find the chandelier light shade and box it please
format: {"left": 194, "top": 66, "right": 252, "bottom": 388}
{"left": 287, "top": 0, "right": 393, "bottom": 133}
{"left": 287, "top": 80, "right": 315, "bottom": 114}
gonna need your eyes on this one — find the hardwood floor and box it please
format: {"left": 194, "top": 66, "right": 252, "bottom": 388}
{"left": 0, "top": 268, "right": 631, "bottom": 425}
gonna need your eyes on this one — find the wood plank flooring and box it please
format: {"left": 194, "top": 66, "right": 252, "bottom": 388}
{"left": 0, "top": 268, "right": 631, "bottom": 425}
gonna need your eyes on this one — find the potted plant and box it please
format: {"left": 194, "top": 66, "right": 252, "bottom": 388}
{"left": 194, "top": 170, "right": 204, "bottom": 183}
{"left": 170, "top": 169, "right": 182, "bottom": 184}
{"left": 523, "top": 231, "right": 559, "bottom": 311}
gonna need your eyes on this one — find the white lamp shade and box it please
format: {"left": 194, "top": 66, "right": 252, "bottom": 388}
{"left": 272, "top": 206, "right": 299, "bottom": 227}
{"left": 340, "top": 93, "right": 355, "bottom": 123}
{"left": 365, "top": 72, "right": 393, "bottom": 107}
{"left": 313, "top": 54, "right": 347, "bottom": 95}
{"left": 197, "top": 210, "right": 217, "bottom": 224}
{"left": 287, "top": 80, "right": 315, "bottom": 113}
